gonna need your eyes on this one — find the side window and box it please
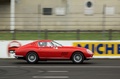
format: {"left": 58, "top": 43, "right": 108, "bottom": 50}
{"left": 38, "top": 42, "right": 47, "bottom": 47}
{"left": 46, "top": 42, "right": 53, "bottom": 47}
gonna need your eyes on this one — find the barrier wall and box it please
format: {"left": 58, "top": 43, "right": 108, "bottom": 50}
{"left": 0, "top": 40, "right": 120, "bottom": 58}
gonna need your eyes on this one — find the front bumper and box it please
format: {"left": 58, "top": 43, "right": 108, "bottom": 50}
{"left": 85, "top": 53, "right": 93, "bottom": 60}
{"left": 86, "top": 57, "right": 93, "bottom": 60}
{"left": 14, "top": 55, "right": 25, "bottom": 59}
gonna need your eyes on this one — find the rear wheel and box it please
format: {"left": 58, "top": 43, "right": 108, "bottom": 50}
{"left": 26, "top": 52, "right": 39, "bottom": 64}
{"left": 72, "top": 52, "right": 84, "bottom": 64}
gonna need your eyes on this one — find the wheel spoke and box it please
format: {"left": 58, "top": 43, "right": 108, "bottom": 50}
{"left": 72, "top": 53, "right": 84, "bottom": 64}
{"left": 26, "top": 52, "right": 38, "bottom": 64}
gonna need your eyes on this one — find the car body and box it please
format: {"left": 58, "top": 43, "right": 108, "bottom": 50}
{"left": 15, "top": 40, "right": 93, "bottom": 64}
{"left": 8, "top": 41, "right": 21, "bottom": 54}
{"left": 9, "top": 46, "right": 19, "bottom": 54}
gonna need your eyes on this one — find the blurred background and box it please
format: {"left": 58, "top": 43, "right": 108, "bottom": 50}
{"left": 0, "top": 0, "right": 120, "bottom": 40}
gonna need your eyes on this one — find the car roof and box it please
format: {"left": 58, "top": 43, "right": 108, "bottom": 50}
{"left": 36, "top": 40, "right": 52, "bottom": 42}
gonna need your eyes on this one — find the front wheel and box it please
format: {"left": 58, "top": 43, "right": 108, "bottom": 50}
{"left": 72, "top": 52, "right": 84, "bottom": 64}
{"left": 26, "top": 52, "right": 39, "bottom": 64}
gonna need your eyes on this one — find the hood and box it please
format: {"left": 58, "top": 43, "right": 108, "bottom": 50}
{"left": 62, "top": 46, "right": 86, "bottom": 49}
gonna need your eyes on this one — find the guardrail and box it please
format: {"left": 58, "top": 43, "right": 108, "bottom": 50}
{"left": 0, "top": 29, "right": 119, "bottom": 40}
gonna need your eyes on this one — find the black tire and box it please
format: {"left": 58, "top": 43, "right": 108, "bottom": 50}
{"left": 26, "top": 52, "right": 39, "bottom": 64}
{"left": 72, "top": 52, "right": 84, "bottom": 64}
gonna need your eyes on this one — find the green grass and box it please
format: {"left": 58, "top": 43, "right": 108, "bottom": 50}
{"left": 0, "top": 32, "right": 120, "bottom": 40}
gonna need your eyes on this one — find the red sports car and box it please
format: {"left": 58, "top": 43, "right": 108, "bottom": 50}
{"left": 15, "top": 40, "right": 93, "bottom": 64}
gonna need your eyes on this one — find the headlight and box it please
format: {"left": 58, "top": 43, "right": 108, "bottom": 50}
{"left": 86, "top": 49, "right": 93, "bottom": 54}
{"left": 9, "top": 50, "right": 15, "bottom": 54}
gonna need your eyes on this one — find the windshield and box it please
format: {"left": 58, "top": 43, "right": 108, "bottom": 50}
{"left": 51, "top": 41, "right": 62, "bottom": 47}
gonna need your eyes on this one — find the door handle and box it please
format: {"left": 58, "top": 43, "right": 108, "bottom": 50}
{"left": 53, "top": 47, "right": 58, "bottom": 49}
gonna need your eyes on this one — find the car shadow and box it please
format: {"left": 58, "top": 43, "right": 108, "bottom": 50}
{"left": 13, "top": 60, "right": 95, "bottom": 65}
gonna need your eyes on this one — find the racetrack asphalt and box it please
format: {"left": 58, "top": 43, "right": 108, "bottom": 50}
{"left": 0, "top": 59, "right": 120, "bottom": 79}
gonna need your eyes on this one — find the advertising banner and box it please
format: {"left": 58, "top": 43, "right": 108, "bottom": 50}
{"left": 73, "top": 41, "right": 120, "bottom": 58}
{"left": 0, "top": 40, "right": 120, "bottom": 58}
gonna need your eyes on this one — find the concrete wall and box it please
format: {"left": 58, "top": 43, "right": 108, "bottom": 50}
{"left": 0, "top": 0, "right": 10, "bottom": 29}
{"left": 0, "top": 0, "right": 120, "bottom": 30}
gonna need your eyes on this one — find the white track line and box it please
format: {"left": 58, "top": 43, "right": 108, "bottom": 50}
{"left": 20, "top": 66, "right": 120, "bottom": 68}
{"left": 33, "top": 76, "right": 69, "bottom": 79}
{"left": 0, "top": 66, "right": 120, "bottom": 68}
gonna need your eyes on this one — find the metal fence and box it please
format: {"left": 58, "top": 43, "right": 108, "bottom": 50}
{"left": 0, "top": 4, "right": 120, "bottom": 40}
{"left": 1, "top": 4, "right": 120, "bottom": 30}
{"left": 0, "top": 29, "right": 120, "bottom": 40}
